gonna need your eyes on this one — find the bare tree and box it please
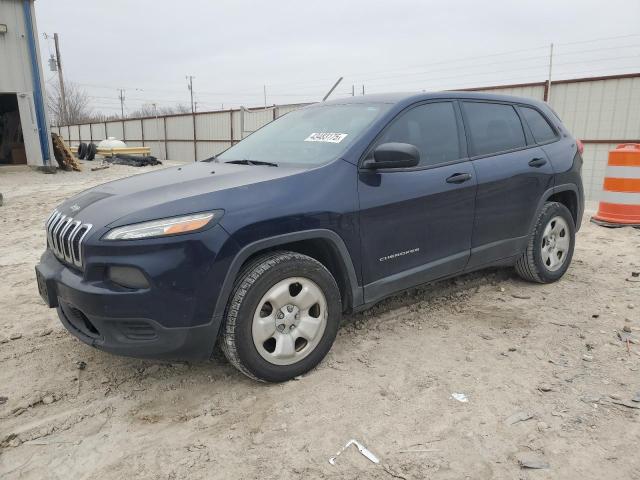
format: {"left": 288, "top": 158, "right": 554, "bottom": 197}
{"left": 128, "top": 104, "right": 191, "bottom": 118}
{"left": 47, "top": 81, "right": 92, "bottom": 126}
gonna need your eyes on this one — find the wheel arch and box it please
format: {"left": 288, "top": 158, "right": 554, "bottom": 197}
{"left": 529, "top": 184, "right": 582, "bottom": 234}
{"left": 212, "top": 230, "right": 363, "bottom": 331}
{"left": 547, "top": 187, "right": 580, "bottom": 228}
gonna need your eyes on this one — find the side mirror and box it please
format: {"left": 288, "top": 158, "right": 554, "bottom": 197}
{"left": 363, "top": 142, "right": 420, "bottom": 169}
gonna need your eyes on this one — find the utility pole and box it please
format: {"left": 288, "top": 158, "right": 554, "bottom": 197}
{"left": 362, "top": 85, "right": 365, "bottom": 96}
{"left": 546, "top": 43, "right": 554, "bottom": 103}
{"left": 351, "top": 85, "right": 355, "bottom": 96}
{"left": 263, "top": 85, "right": 267, "bottom": 109}
{"left": 118, "top": 89, "right": 125, "bottom": 118}
{"left": 186, "top": 75, "right": 197, "bottom": 161}
{"left": 150, "top": 103, "right": 163, "bottom": 161}
{"left": 52, "top": 33, "right": 67, "bottom": 126}
{"left": 186, "top": 75, "right": 195, "bottom": 114}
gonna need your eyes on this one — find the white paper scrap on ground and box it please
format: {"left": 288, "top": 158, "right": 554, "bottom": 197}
{"left": 304, "top": 132, "right": 348, "bottom": 143}
{"left": 451, "top": 393, "right": 468, "bottom": 403}
{"left": 329, "top": 439, "right": 380, "bottom": 465}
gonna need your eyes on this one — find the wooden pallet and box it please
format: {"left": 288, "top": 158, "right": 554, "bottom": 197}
{"left": 96, "top": 146, "right": 151, "bottom": 157}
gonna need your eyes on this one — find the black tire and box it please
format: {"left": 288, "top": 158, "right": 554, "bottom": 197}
{"left": 77, "top": 142, "right": 88, "bottom": 159}
{"left": 86, "top": 143, "right": 97, "bottom": 161}
{"left": 220, "top": 251, "right": 342, "bottom": 382}
{"left": 515, "top": 202, "right": 575, "bottom": 283}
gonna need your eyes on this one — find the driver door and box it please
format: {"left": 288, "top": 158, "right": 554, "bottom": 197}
{"left": 357, "top": 101, "right": 477, "bottom": 303}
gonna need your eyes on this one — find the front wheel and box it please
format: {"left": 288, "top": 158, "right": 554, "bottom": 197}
{"left": 515, "top": 201, "right": 576, "bottom": 283}
{"left": 220, "top": 251, "right": 342, "bottom": 382}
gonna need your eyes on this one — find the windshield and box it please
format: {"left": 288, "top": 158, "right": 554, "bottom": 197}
{"left": 216, "top": 103, "right": 390, "bottom": 166}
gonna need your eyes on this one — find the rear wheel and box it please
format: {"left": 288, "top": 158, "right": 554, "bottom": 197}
{"left": 515, "top": 202, "right": 575, "bottom": 283}
{"left": 220, "top": 251, "right": 341, "bottom": 382}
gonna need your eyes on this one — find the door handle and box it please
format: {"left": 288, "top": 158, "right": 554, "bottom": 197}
{"left": 528, "top": 157, "right": 547, "bottom": 168}
{"left": 446, "top": 172, "right": 472, "bottom": 184}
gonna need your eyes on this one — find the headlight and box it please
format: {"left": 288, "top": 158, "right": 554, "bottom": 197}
{"left": 103, "top": 212, "right": 219, "bottom": 240}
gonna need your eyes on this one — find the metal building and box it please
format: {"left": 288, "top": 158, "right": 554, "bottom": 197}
{"left": 0, "top": 0, "right": 52, "bottom": 168}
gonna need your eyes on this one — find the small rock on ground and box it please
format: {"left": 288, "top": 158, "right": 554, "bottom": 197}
{"left": 516, "top": 452, "right": 550, "bottom": 469}
{"left": 505, "top": 411, "right": 533, "bottom": 425}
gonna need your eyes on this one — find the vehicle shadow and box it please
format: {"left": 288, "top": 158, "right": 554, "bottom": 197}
{"left": 341, "top": 266, "right": 516, "bottom": 329}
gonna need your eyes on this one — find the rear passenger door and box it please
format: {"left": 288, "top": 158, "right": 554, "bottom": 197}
{"left": 358, "top": 101, "right": 477, "bottom": 303}
{"left": 461, "top": 101, "right": 556, "bottom": 269}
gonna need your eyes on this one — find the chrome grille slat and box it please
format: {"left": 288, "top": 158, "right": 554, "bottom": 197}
{"left": 58, "top": 219, "right": 75, "bottom": 256}
{"left": 45, "top": 210, "right": 58, "bottom": 230}
{"left": 47, "top": 212, "right": 63, "bottom": 249}
{"left": 45, "top": 209, "right": 93, "bottom": 269}
{"left": 75, "top": 225, "right": 93, "bottom": 266}
{"left": 46, "top": 211, "right": 61, "bottom": 247}
{"left": 63, "top": 221, "right": 82, "bottom": 262}
{"left": 51, "top": 215, "right": 68, "bottom": 254}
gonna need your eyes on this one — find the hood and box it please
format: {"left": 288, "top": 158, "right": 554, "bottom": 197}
{"left": 57, "top": 161, "right": 304, "bottom": 230}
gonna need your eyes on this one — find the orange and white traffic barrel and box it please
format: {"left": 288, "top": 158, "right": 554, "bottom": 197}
{"left": 592, "top": 143, "right": 640, "bottom": 227}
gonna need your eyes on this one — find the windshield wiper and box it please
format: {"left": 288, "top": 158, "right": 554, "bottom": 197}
{"left": 224, "top": 159, "right": 278, "bottom": 167}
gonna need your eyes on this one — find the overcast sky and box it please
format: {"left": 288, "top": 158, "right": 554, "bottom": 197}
{"left": 35, "top": 0, "right": 640, "bottom": 116}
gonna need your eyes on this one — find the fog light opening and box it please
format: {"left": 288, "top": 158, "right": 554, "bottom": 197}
{"left": 107, "top": 266, "right": 150, "bottom": 290}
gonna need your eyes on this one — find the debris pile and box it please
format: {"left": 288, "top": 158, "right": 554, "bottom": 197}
{"left": 104, "top": 154, "right": 162, "bottom": 167}
{"left": 51, "top": 133, "right": 81, "bottom": 171}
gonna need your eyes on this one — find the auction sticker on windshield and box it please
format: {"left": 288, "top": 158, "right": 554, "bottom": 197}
{"left": 304, "top": 132, "right": 348, "bottom": 143}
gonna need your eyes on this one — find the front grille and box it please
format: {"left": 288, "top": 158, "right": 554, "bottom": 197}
{"left": 45, "top": 210, "right": 93, "bottom": 269}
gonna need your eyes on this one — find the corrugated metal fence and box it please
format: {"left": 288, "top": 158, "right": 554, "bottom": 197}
{"left": 52, "top": 103, "right": 310, "bottom": 165}
{"left": 53, "top": 73, "right": 640, "bottom": 201}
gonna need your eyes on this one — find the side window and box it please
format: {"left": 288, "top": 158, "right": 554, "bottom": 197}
{"left": 520, "top": 106, "right": 558, "bottom": 144}
{"left": 376, "top": 102, "right": 461, "bottom": 167}
{"left": 462, "top": 102, "right": 526, "bottom": 156}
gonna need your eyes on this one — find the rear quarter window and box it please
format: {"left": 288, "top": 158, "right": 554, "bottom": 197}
{"left": 520, "top": 106, "right": 558, "bottom": 144}
{"left": 462, "top": 102, "right": 526, "bottom": 157}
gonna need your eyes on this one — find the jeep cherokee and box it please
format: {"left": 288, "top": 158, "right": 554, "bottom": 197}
{"left": 35, "top": 92, "right": 584, "bottom": 382}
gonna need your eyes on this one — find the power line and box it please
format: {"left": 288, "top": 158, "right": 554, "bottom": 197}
{"left": 556, "top": 33, "right": 640, "bottom": 46}
{"left": 75, "top": 42, "right": 639, "bottom": 101}
{"left": 233, "top": 34, "right": 640, "bottom": 91}
{"left": 338, "top": 47, "right": 640, "bottom": 86}
{"left": 72, "top": 32, "right": 640, "bottom": 116}
{"left": 414, "top": 64, "right": 640, "bottom": 93}
{"left": 357, "top": 53, "right": 639, "bottom": 89}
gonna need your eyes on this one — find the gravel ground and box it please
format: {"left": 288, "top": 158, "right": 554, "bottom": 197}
{"left": 0, "top": 163, "right": 639, "bottom": 480}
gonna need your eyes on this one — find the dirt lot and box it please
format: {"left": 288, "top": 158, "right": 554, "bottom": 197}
{"left": 1, "top": 163, "right": 639, "bottom": 480}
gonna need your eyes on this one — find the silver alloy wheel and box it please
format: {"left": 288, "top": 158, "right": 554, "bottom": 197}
{"left": 252, "top": 277, "right": 328, "bottom": 366}
{"left": 541, "top": 215, "right": 570, "bottom": 272}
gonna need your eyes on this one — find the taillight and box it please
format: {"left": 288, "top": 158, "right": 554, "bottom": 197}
{"left": 576, "top": 139, "right": 584, "bottom": 155}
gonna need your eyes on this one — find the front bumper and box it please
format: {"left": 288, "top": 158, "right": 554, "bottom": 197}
{"left": 35, "top": 246, "right": 226, "bottom": 360}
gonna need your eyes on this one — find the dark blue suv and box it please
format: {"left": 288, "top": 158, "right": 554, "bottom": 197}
{"left": 35, "top": 92, "right": 584, "bottom": 382}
